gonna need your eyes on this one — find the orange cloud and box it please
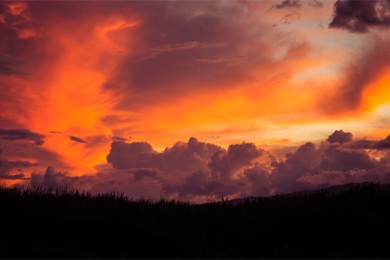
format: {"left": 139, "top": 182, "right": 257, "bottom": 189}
{"left": 31, "top": 17, "right": 140, "bottom": 174}
{"left": 6, "top": 2, "right": 28, "bottom": 17}
{"left": 0, "top": 1, "right": 389, "bottom": 182}
{"left": 363, "top": 68, "right": 390, "bottom": 112}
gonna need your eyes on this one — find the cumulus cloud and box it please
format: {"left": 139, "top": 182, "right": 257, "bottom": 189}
{"left": 347, "top": 139, "right": 376, "bottom": 149}
{"left": 320, "top": 146, "right": 375, "bottom": 171}
{"left": 132, "top": 168, "right": 160, "bottom": 181}
{"left": 24, "top": 131, "right": 390, "bottom": 202}
{"left": 106, "top": 141, "right": 155, "bottom": 170}
{"left": 208, "top": 142, "right": 263, "bottom": 178}
{"left": 163, "top": 171, "right": 224, "bottom": 198}
{"left": 0, "top": 128, "right": 45, "bottom": 145}
{"left": 160, "top": 131, "right": 390, "bottom": 199}
{"left": 31, "top": 166, "right": 74, "bottom": 190}
{"left": 30, "top": 166, "right": 163, "bottom": 199}
{"left": 271, "top": 142, "right": 324, "bottom": 193}
{"left": 374, "top": 134, "right": 390, "bottom": 149}
{"left": 241, "top": 164, "right": 272, "bottom": 197}
{"left": 327, "top": 130, "right": 353, "bottom": 144}
{"left": 30, "top": 139, "right": 266, "bottom": 200}
{"left": 163, "top": 142, "right": 266, "bottom": 199}
{"left": 107, "top": 137, "right": 223, "bottom": 173}
{"left": 329, "top": 0, "right": 390, "bottom": 33}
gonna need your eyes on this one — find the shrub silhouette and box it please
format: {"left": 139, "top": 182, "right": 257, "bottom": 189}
{"left": 1, "top": 182, "right": 390, "bottom": 258}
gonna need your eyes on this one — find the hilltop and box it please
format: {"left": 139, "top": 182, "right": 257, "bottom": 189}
{"left": 1, "top": 182, "right": 390, "bottom": 258}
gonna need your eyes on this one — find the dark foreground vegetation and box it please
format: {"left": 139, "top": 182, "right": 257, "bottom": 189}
{"left": 1, "top": 183, "right": 390, "bottom": 258}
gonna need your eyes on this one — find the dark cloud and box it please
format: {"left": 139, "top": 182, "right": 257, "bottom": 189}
{"left": 0, "top": 54, "right": 26, "bottom": 75}
{"left": 92, "top": 1, "right": 310, "bottom": 110}
{"left": 322, "top": 37, "right": 390, "bottom": 113}
{"left": 23, "top": 131, "right": 390, "bottom": 202}
{"left": 329, "top": 0, "right": 390, "bottom": 33}
{"left": 0, "top": 128, "right": 44, "bottom": 145}
{"left": 31, "top": 167, "right": 72, "bottom": 189}
{"left": 275, "top": 0, "right": 302, "bottom": 9}
{"left": 320, "top": 146, "right": 375, "bottom": 171}
{"left": 158, "top": 137, "right": 223, "bottom": 173}
{"left": 132, "top": 168, "right": 160, "bottom": 181}
{"left": 0, "top": 143, "right": 36, "bottom": 179}
{"left": 9, "top": 160, "right": 39, "bottom": 169}
{"left": 1, "top": 0, "right": 317, "bottom": 138}
{"left": 0, "top": 2, "right": 38, "bottom": 40}
{"left": 0, "top": 149, "right": 12, "bottom": 174}
{"left": 69, "top": 136, "right": 87, "bottom": 144}
{"left": 0, "top": 151, "right": 31, "bottom": 180}
{"left": 1, "top": 140, "right": 67, "bottom": 170}
{"left": 107, "top": 141, "right": 155, "bottom": 170}
{"left": 0, "top": 172, "right": 26, "bottom": 180}
{"left": 374, "top": 134, "right": 390, "bottom": 149}
{"left": 325, "top": 3, "right": 390, "bottom": 114}
{"left": 81, "top": 135, "right": 112, "bottom": 148}
{"left": 327, "top": 130, "right": 353, "bottom": 144}
{"left": 270, "top": 134, "right": 383, "bottom": 193}
{"left": 163, "top": 170, "right": 245, "bottom": 199}
{"left": 30, "top": 166, "right": 163, "bottom": 199}
{"left": 107, "top": 137, "right": 223, "bottom": 174}
{"left": 17, "top": 0, "right": 280, "bottom": 110}
{"left": 342, "top": 136, "right": 390, "bottom": 150}
{"left": 348, "top": 139, "right": 376, "bottom": 149}
{"left": 241, "top": 164, "right": 272, "bottom": 197}
{"left": 209, "top": 142, "right": 263, "bottom": 178}
{"left": 271, "top": 142, "right": 323, "bottom": 193}
{"left": 112, "top": 136, "right": 127, "bottom": 142}
{"left": 50, "top": 138, "right": 263, "bottom": 200}
{"left": 163, "top": 142, "right": 266, "bottom": 200}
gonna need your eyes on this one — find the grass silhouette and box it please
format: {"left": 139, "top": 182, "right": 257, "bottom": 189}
{"left": 1, "top": 183, "right": 390, "bottom": 258}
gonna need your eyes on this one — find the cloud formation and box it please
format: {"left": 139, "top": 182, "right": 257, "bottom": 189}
{"left": 31, "top": 166, "right": 72, "bottom": 190}
{"left": 0, "top": 144, "right": 34, "bottom": 180}
{"left": 322, "top": 36, "right": 390, "bottom": 113}
{"left": 327, "top": 130, "right": 353, "bottom": 144}
{"left": 208, "top": 142, "right": 263, "bottom": 178}
{"left": 374, "top": 134, "right": 390, "bottom": 149}
{"left": 329, "top": 0, "right": 390, "bottom": 33}
{"left": 0, "top": 54, "right": 26, "bottom": 75}
{"left": 0, "top": 128, "right": 45, "bottom": 145}
{"left": 275, "top": 0, "right": 302, "bottom": 9}
{"left": 26, "top": 130, "right": 390, "bottom": 202}
{"left": 107, "top": 137, "right": 223, "bottom": 173}
{"left": 69, "top": 136, "right": 87, "bottom": 144}
{"left": 1, "top": 1, "right": 390, "bottom": 201}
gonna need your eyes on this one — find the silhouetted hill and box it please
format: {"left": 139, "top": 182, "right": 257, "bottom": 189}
{"left": 228, "top": 182, "right": 390, "bottom": 205}
{"left": 1, "top": 182, "right": 390, "bottom": 258}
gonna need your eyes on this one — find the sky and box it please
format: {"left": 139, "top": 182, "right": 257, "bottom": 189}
{"left": 1, "top": 0, "right": 390, "bottom": 202}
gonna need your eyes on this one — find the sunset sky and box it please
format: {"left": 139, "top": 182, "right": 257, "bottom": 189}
{"left": 1, "top": 0, "right": 390, "bottom": 201}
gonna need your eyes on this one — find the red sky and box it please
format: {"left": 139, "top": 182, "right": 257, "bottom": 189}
{"left": 1, "top": 0, "right": 390, "bottom": 201}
